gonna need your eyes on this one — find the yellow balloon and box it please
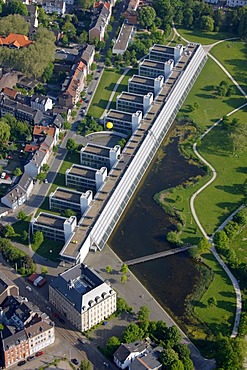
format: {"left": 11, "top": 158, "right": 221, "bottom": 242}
{"left": 106, "top": 121, "right": 113, "bottom": 129}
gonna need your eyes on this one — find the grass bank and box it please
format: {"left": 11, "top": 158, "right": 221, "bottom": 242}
{"left": 210, "top": 40, "right": 247, "bottom": 92}
{"left": 177, "top": 27, "right": 236, "bottom": 45}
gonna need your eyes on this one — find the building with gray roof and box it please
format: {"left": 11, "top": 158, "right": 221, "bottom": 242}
{"left": 113, "top": 22, "right": 134, "bottom": 55}
{"left": 116, "top": 92, "right": 153, "bottom": 115}
{"left": 129, "top": 347, "right": 163, "bottom": 370}
{"left": 128, "top": 75, "right": 164, "bottom": 97}
{"left": 114, "top": 340, "right": 152, "bottom": 369}
{"left": 80, "top": 143, "right": 121, "bottom": 170}
{"left": 139, "top": 59, "right": 174, "bottom": 80}
{"left": 49, "top": 263, "right": 116, "bottom": 331}
{"left": 49, "top": 188, "right": 93, "bottom": 215}
{"left": 1, "top": 173, "right": 33, "bottom": 211}
{"left": 66, "top": 165, "right": 107, "bottom": 194}
{"left": 149, "top": 44, "right": 184, "bottom": 65}
{"left": 104, "top": 109, "right": 142, "bottom": 134}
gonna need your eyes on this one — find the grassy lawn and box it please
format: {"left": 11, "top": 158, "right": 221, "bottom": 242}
{"left": 36, "top": 151, "right": 80, "bottom": 217}
{"left": 210, "top": 41, "right": 247, "bottom": 91}
{"left": 110, "top": 68, "right": 137, "bottom": 109}
{"left": 32, "top": 239, "right": 63, "bottom": 262}
{"left": 230, "top": 226, "right": 247, "bottom": 264}
{"left": 195, "top": 120, "right": 247, "bottom": 235}
{"left": 194, "top": 253, "right": 236, "bottom": 336}
{"left": 180, "top": 58, "right": 246, "bottom": 130}
{"left": 88, "top": 68, "right": 123, "bottom": 118}
{"left": 177, "top": 27, "right": 236, "bottom": 45}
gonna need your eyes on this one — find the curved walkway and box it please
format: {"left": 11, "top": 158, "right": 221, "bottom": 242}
{"left": 174, "top": 25, "right": 246, "bottom": 337}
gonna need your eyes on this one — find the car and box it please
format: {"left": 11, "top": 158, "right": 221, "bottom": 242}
{"left": 59, "top": 318, "right": 65, "bottom": 324}
{"left": 44, "top": 178, "right": 48, "bottom": 184}
{"left": 7, "top": 155, "right": 13, "bottom": 159}
{"left": 103, "top": 321, "right": 109, "bottom": 325}
{"left": 25, "top": 285, "right": 32, "bottom": 292}
{"left": 17, "top": 361, "right": 26, "bottom": 366}
{"left": 103, "top": 362, "right": 109, "bottom": 367}
{"left": 46, "top": 306, "right": 51, "bottom": 311}
{"left": 35, "top": 351, "right": 44, "bottom": 357}
{"left": 1, "top": 172, "right": 6, "bottom": 179}
{"left": 71, "top": 359, "right": 79, "bottom": 365}
{"left": 53, "top": 312, "right": 59, "bottom": 318}
{"left": 27, "top": 355, "right": 35, "bottom": 361}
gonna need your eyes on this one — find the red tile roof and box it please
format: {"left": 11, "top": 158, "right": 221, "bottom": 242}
{"left": 24, "top": 144, "right": 39, "bottom": 153}
{"left": 0, "top": 33, "right": 33, "bottom": 48}
{"left": 33, "top": 125, "right": 56, "bottom": 138}
{"left": 2, "top": 87, "right": 18, "bottom": 99}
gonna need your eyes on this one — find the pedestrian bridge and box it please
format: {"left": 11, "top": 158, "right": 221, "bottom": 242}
{"left": 124, "top": 245, "right": 195, "bottom": 266}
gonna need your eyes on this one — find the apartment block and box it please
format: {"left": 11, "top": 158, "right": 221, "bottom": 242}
{"left": 112, "top": 22, "right": 134, "bottom": 55}
{"left": 149, "top": 44, "right": 184, "bottom": 65}
{"left": 0, "top": 274, "right": 19, "bottom": 305}
{"left": 139, "top": 59, "right": 174, "bottom": 80}
{"left": 49, "top": 263, "right": 117, "bottom": 331}
{"left": 49, "top": 187, "right": 93, "bottom": 215}
{"left": 80, "top": 143, "right": 121, "bottom": 170}
{"left": 116, "top": 92, "right": 153, "bottom": 115}
{"left": 31, "top": 212, "right": 77, "bottom": 243}
{"left": 128, "top": 75, "right": 164, "bottom": 97}
{"left": 0, "top": 295, "right": 55, "bottom": 369}
{"left": 1, "top": 173, "right": 33, "bottom": 211}
{"left": 65, "top": 165, "right": 107, "bottom": 194}
{"left": 104, "top": 109, "right": 142, "bottom": 134}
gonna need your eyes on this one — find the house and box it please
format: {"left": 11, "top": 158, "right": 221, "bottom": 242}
{"left": 32, "top": 125, "right": 59, "bottom": 145}
{"left": 17, "top": 77, "right": 37, "bottom": 91}
{"left": 24, "top": 135, "right": 54, "bottom": 178}
{"left": 1, "top": 173, "right": 33, "bottom": 211}
{"left": 1, "top": 87, "right": 19, "bottom": 100}
{"left": 41, "top": 0, "right": 66, "bottom": 15}
{"left": 122, "top": 0, "right": 139, "bottom": 24}
{"left": 0, "top": 274, "right": 19, "bottom": 305}
{"left": 116, "top": 91, "right": 153, "bottom": 115}
{"left": 114, "top": 341, "right": 151, "bottom": 369}
{"left": 129, "top": 347, "right": 163, "bottom": 370}
{"left": 0, "top": 295, "right": 55, "bottom": 369}
{"left": 58, "top": 61, "right": 86, "bottom": 108}
{"left": 31, "top": 212, "right": 77, "bottom": 243}
{"left": 89, "top": 2, "right": 111, "bottom": 42}
{"left": 113, "top": 23, "right": 134, "bottom": 55}
{"left": 0, "top": 33, "right": 33, "bottom": 49}
{"left": 103, "top": 109, "right": 142, "bottom": 134}
{"left": 49, "top": 188, "right": 93, "bottom": 215}
{"left": 30, "top": 95, "right": 53, "bottom": 112}
{"left": 49, "top": 263, "right": 117, "bottom": 331}
{"left": 80, "top": 44, "right": 95, "bottom": 74}
{"left": 80, "top": 143, "right": 121, "bottom": 170}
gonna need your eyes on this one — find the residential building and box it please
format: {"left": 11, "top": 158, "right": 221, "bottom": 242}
{"left": 1, "top": 173, "right": 33, "bottom": 211}
{"left": 0, "top": 275, "right": 19, "bottom": 305}
{"left": 31, "top": 212, "right": 77, "bottom": 243}
{"left": 129, "top": 347, "right": 163, "bottom": 370}
{"left": 149, "top": 44, "right": 184, "bottom": 65}
{"left": 32, "top": 125, "right": 59, "bottom": 146}
{"left": 1, "top": 87, "right": 19, "bottom": 100}
{"left": 24, "top": 135, "right": 54, "bottom": 178}
{"left": 0, "top": 33, "right": 33, "bottom": 49}
{"left": 49, "top": 263, "right": 117, "bottom": 331}
{"left": 128, "top": 75, "right": 164, "bottom": 97}
{"left": 0, "top": 295, "right": 55, "bottom": 369}
{"left": 112, "top": 22, "right": 134, "bottom": 55}
{"left": 25, "top": 4, "right": 39, "bottom": 40}
{"left": 114, "top": 341, "right": 152, "bottom": 369}
{"left": 227, "top": 0, "right": 247, "bottom": 5}
{"left": 58, "top": 61, "right": 86, "bottom": 108}
{"left": 17, "top": 77, "right": 37, "bottom": 91}
{"left": 104, "top": 109, "right": 142, "bottom": 134}
{"left": 49, "top": 188, "right": 93, "bottom": 215}
{"left": 122, "top": 0, "right": 140, "bottom": 24}
{"left": 0, "top": 96, "right": 43, "bottom": 125}
{"left": 116, "top": 91, "right": 153, "bottom": 114}
{"left": 65, "top": 165, "right": 107, "bottom": 193}
{"left": 30, "top": 95, "right": 53, "bottom": 112}
{"left": 139, "top": 59, "right": 174, "bottom": 80}
{"left": 89, "top": 2, "right": 111, "bottom": 42}
{"left": 41, "top": 0, "right": 66, "bottom": 15}
{"left": 80, "top": 143, "right": 121, "bottom": 170}
{"left": 80, "top": 44, "right": 95, "bottom": 74}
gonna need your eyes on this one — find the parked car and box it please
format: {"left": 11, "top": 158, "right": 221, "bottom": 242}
{"left": 25, "top": 286, "right": 32, "bottom": 292}
{"left": 17, "top": 361, "right": 26, "bottom": 366}
{"left": 1, "top": 172, "right": 6, "bottom": 179}
{"left": 27, "top": 356, "right": 35, "bottom": 361}
{"left": 103, "top": 362, "right": 109, "bottom": 368}
{"left": 71, "top": 359, "right": 79, "bottom": 365}
{"left": 44, "top": 178, "right": 48, "bottom": 184}
{"left": 35, "top": 351, "right": 44, "bottom": 357}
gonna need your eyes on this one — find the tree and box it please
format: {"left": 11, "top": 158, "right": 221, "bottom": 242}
{"left": 22, "top": 230, "right": 28, "bottom": 242}
{"left": 224, "top": 221, "right": 239, "bottom": 239}
{"left": 64, "top": 121, "right": 72, "bottom": 130}
{"left": 37, "top": 173, "right": 46, "bottom": 183}
{"left": 213, "top": 230, "right": 229, "bottom": 250}
{"left": 230, "top": 123, "right": 247, "bottom": 153}
{"left": 138, "top": 305, "right": 150, "bottom": 321}
{"left": 122, "top": 323, "right": 143, "bottom": 343}
{"left": 197, "top": 237, "right": 210, "bottom": 253}
{"left": 33, "top": 231, "right": 44, "bottom": 246}
{"left": 160, "top": 347, "right": 180, "bottom": 367}
{"left": 42, "top": 61, "right": 54, "bottom": 82}
{"left": 80, "top": 360, "right": 92, "bottom": 370}
{"left": 78, "top": 31, "right": 88, "bottom": 45}
{"left": 116, "top": 297, "right": 132, "bottom": 314}
{"left": 208, "top": 297, "right": 217, "bottom": 306}
{"left": 66, "top": 138, "right": 78, "bottom": 152}
{"left": 0, "top": 323, "right": 4, "bottom": 330}
{"left": 23, "top": 255, "right": 34, "bottom": 270}
{"left": 13, "top": 167, "right": 22, "bottom": 177}
{"left": 238, "top": 7, "right": 247, "bottom": 39}
{"left": 64, "top": 209, "right": 76, "bottom": 217}
{"left": 106, "top": 265, "right": 113, "bottom": 273}
{"left": 3, "top": 0, "right": 28, "bottom": 16}
{"left": 17, "top": 210, "right": 26, "bottom": 220}
{"left": 166, "top": 231, "right": 182, "bottom": 246}
{"left": 41, "top": 266, "right": 48, "bottom": 275}
{"left": 62, "top": 21, "right": 76, "bottom": 40}
{"left": 0, "top": 120, "right": 10, "bottom": 146}
{"left": 120, "top": 263, "right": 128, "bottom": 274}
{"left": 165, "top": 325, "right": 182, "bottom": 347}
{"left": 121, "top": 275, "right": 127, "bottom": 283}
{"left": 3, "top": 225, "right": 15, "bottom": 238}
{"left": 233, "top": 208, "right": 247, "bottom": 226}
{"left": 106, "top": 336, "right": 120, "bottom": 356}
{"left": 200, "top": 15, "right": 214, "bottom": 31}
{"left": 138, "top": 6, "right": 156, "bottom": 28}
